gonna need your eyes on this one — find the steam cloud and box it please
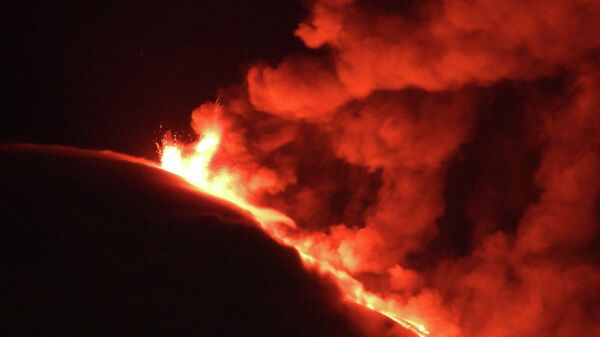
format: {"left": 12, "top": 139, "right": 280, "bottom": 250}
{"left": 183, "top": 1, "right": 600, "bottom": 336}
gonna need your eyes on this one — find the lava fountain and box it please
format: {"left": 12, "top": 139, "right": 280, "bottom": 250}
{"left": 159, "top": 123, "right": 429, "bottom": 337}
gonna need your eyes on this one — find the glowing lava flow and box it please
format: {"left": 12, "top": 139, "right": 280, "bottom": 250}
{"left": 160, "top": 128, "right": 429, "bottom": 337}
{"left": 161, "top": 129, "right": 295, "bottom": 229}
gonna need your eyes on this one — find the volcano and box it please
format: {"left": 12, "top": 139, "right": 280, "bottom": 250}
{"left": 1, "top": 144, "right": 416, "bottom": 337}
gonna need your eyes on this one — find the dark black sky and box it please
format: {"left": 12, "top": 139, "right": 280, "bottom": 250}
{"left": 4, "top": 1, "right": 306, "bottom": 158}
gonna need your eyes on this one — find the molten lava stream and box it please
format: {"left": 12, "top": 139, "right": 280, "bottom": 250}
{"left": 159, "top": 129, "right": 429, "bottom": 337}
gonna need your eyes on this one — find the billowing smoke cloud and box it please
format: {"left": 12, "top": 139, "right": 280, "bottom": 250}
{"left": 293, "top": 0, "right": 600, "bottom": 95}
{"left": 181, "top": 0, "right": 600, "bottom": 336}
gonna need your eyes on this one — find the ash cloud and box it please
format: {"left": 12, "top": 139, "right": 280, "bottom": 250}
{"left": 184, "top": 0, "right": 600, "bottom": 336}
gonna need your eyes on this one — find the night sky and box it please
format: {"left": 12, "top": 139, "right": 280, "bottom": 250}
{"left": 4, "top": 1, "right": 305, "bottom": 157}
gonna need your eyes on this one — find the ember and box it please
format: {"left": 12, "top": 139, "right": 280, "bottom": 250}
{"left": 160, "top": 121, "right": 429, "bottom": 337}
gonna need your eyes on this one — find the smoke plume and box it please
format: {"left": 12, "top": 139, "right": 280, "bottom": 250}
{"left": 180, "top": 1, "right": 600, "bottom": 336}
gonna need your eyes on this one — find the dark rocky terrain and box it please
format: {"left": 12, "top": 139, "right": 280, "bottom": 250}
{"left": 1, "top": 144, "right": 401, "bottom": 337}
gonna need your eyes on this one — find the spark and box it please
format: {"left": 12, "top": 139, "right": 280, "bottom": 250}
{"left": 160, "top": 127, "right": 428, "bottom": 337}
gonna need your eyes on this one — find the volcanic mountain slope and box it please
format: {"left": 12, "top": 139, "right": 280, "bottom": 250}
{"left": 1, "top": 144, "right": 415, "bottom": 337}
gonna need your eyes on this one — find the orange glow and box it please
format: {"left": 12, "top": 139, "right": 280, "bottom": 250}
{"left": 160, "top": 126, "right": 429, "bottom": 337}
{"left": 161, "top": 128, "right": 296, "bottom": 229}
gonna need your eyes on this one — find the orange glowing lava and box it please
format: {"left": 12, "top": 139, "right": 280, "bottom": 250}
{"left": 160, "top": 127, "right": 429, "bottom": 337}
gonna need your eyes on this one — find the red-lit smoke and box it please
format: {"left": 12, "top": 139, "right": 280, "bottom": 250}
{"left": 162, "top": 1, "right": 600, "bottom": 336}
